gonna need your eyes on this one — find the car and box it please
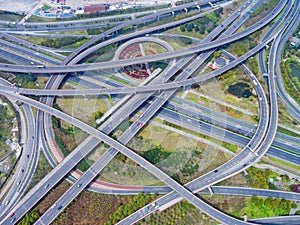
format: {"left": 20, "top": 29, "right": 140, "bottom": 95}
{"left": 243, "top": 164, "right": 247, "bottom": 167}
{"left": 58, "top": 205, "right": 62, "bottom": 210}
{"left": 136, "top": 122, "right": 143, "bottom": 127}
{"left": 11, "top": 218, "right": 16, "bottom": 223}
{"left": 51, "top": 204, "right": 56, "bottom": 209}
{"left": 30, "top": 61, "right": 34, "bottom": 65}
{"left": 44, "top": 184, "right": 49, "bottom": 189}
{"left": 10, "top": 213, "right": 14, "bottom": 218}
{"left": 26, "top": 154, "right": 29, "bottom": 158}
{"left": 5, "top": 200, "right": 9, "bottom": 205}
{"left": 77, "top": 183, "right": 82, "bottom": 188}
{"left": 214, "top": 169, "right": 218, "bottom": 173}
{"left": 21, "top": 169, "right": 24, "bottom": 173}
{"left": 17, "top": 181, "right": 21, "bottom": 186}
{"left": 31, "top": 136, "right": 34, "bottom": 140}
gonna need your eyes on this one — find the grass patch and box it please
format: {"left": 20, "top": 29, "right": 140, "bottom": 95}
{"left": 56, "top": 51, "right": 72, "bottom": 56}
{"left": 221, "top": 142, "right": 238, "bottom": 153}
{"left": 55, "top": 96, "right": 108, "bottom": 123}
{"left": 138, "top": 200, "right": 217, "bottom": 225}
{"left": 277, "top": 126, "right": 300, "bottom": 138}
{"left": 24, "top": 150, "right": 53, "bottom": 195}
{"left": 76, "top": 158, "right": 94, "bottom": 172}
{"left": 0, "top": 10, "right": 23, "bottom": 21}
{"left": 265, "top": 157, "right": 300, "bottom": 174}
{"left": 104, "top": 193, "right": 156, "bottom": 225}
{"left": 142, "top": 147, "right": 172, "bottom": 164}
{"left": 54, "top": 133, "right": 69, "bottom": 157}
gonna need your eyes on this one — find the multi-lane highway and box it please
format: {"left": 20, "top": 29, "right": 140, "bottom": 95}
{"left": 0, "top": 0, "right": 288, "bottom": 73}
{"left": 0, "top": 0, "right": 299, "bottom": 224}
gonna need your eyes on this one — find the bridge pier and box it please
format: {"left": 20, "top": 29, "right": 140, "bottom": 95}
{"left": 208, "top": 186, "right": 214, "bottom": 196}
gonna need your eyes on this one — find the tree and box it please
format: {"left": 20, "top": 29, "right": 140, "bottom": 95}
{"left": 180, "top": 25, "right": 186, "bottom": 32}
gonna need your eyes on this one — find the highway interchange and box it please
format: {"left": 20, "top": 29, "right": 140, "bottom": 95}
{"left": 0, "top": 0, "right": 300, "bottom": 224}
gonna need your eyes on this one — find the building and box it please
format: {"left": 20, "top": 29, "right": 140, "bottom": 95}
{"left": 75, "top": 7, "right": 84, "bottom": 14}
{"left": 84, "top": 4, "right": 106, "bottom": 13}
{"left": 51, "top": 0, "right": 65, "bottom": 5}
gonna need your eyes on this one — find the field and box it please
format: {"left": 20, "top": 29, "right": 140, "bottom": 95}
{"left": 138, "top": 200, "right": 218, "bottom": 225}
{"left": 29, "top": 179, "right": 134, "bottom": 225}
{"left": 52, "top": 191, "right": 133, "bottom": 225}
{"left": 55, "top": 96, "right": 108, "bottom": 124}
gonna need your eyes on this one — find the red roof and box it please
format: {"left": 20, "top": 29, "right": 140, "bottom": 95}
{"left": 84, "top": 5, "right": 106, "bottom": 13}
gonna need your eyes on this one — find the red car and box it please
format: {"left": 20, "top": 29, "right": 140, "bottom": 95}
{"left": 10, "top": 213, "right": 14, "bottom": 218}
{"left": 136, "top": 122, "right": 143, "bottom": 127}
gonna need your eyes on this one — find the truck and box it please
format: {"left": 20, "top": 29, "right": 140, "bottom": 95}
{"left": 246, "top": 145, "right": 258, "bottom": 157}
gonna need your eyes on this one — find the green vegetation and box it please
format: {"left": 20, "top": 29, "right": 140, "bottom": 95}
{"left": 26, "top": 151, "right": 53, "bottom": 194}
{"left": 137, "top": 200, "right": 217, "bottom": 225}
{"left": 245, "top": 0, "right": 280, "bottom": 27}
{"left": 41, "top": 37, "right": 88, "bottom": 49}
{"left": 84, "top": 43, "right": 119, "bottom": 63}
{"left": 277, "top": 126, "right": 300, "bottom": 138}
{"left": 179, "top": 8, "right": 223, "bottom": 35}
{"left": 19, "top": 210, "right": 40, "bottom": 225}
{"left": 280, "top": 59, "right": 300, "bottom": 104}
{"left": 41, "top": 4, "right": 51, "bottom": 11}
{"left": 87, "top": 27, "right": 112, "bottom": 35}
{"left": 151, "top": 62, "right": 168, "bottom": 71}
{"left": 77, "top": 158, "right": 94, "bottom": 172}
{"left": 0, "top": 72, "right": 37, "bottom": 89}
{"left": 240, "top": 196, "right": 294, "bottom": 219}
{"left": 290, "top": 63, "right": 300, "bottom": 80}
{"left": 246, "top": 56, "right": 259, "bottom": 77}
{"left": 117, "top": 120, "right": 133, "bottom": 132}
{"left": 251, "top": 0, "right": 280, "bottom": 17}
{"left": 56, "top": 51, "right": 72, "bottom": 56}
{"left": 142, "top": 147, "right": 172, "bottom": 164}
{"left": 0, "top": 10, "right": 23, "bottom": 21}
{"left": 52, "top": 189, "right": 133, "bottom": 225}
{"left": 26, "top": 15, "right": 59, "bottom": 23}
{"left": 54, "top": 134, "right": 69, "bottom": 157}
{"left": 104, "top": 193, "right": 156, "bottom": 225}
{"left": 0, "top": 100, "right": 14, "bottom": 158}
{"left": 179, "top": 149, "right": 200, "bottom": 176}
{"left": 230, "top": 36, "right": 257, "bottom": 57}
{"left": 245, "top": 167, "right": 280, "bottom": 189}
{"left": 176, "top": 36, "right": 193, "bottom": 46}
{"left": 295, "top": 210, "right": 300, "bottom": 215}
{"left": 221, "top": 142, "right": 238, "bottom": 153}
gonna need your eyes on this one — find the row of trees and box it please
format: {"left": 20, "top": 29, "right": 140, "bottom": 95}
{"left": 179, "top": 8, "right": 223, "bottom": 34}
{"left": 104, "top": 193, "right": 156, "bottom": 225}
{"left": 41, "top": 37, "right": 87, "bottom": 49}
{"left": 280, "top": 59, "right": 300, "bottom": 104}
{"left": 18, "top": 210, "right": 40, "bottom": 225}
{"left": 239, "top": 196, "right": 297, "bottom": 219}
{"left": 246, "top": 167, "right": 276, "bottom": 189}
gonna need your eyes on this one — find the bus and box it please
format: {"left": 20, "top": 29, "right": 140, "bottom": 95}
{"left": 246, "top": 145, "right": 258, "bottom": 156}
